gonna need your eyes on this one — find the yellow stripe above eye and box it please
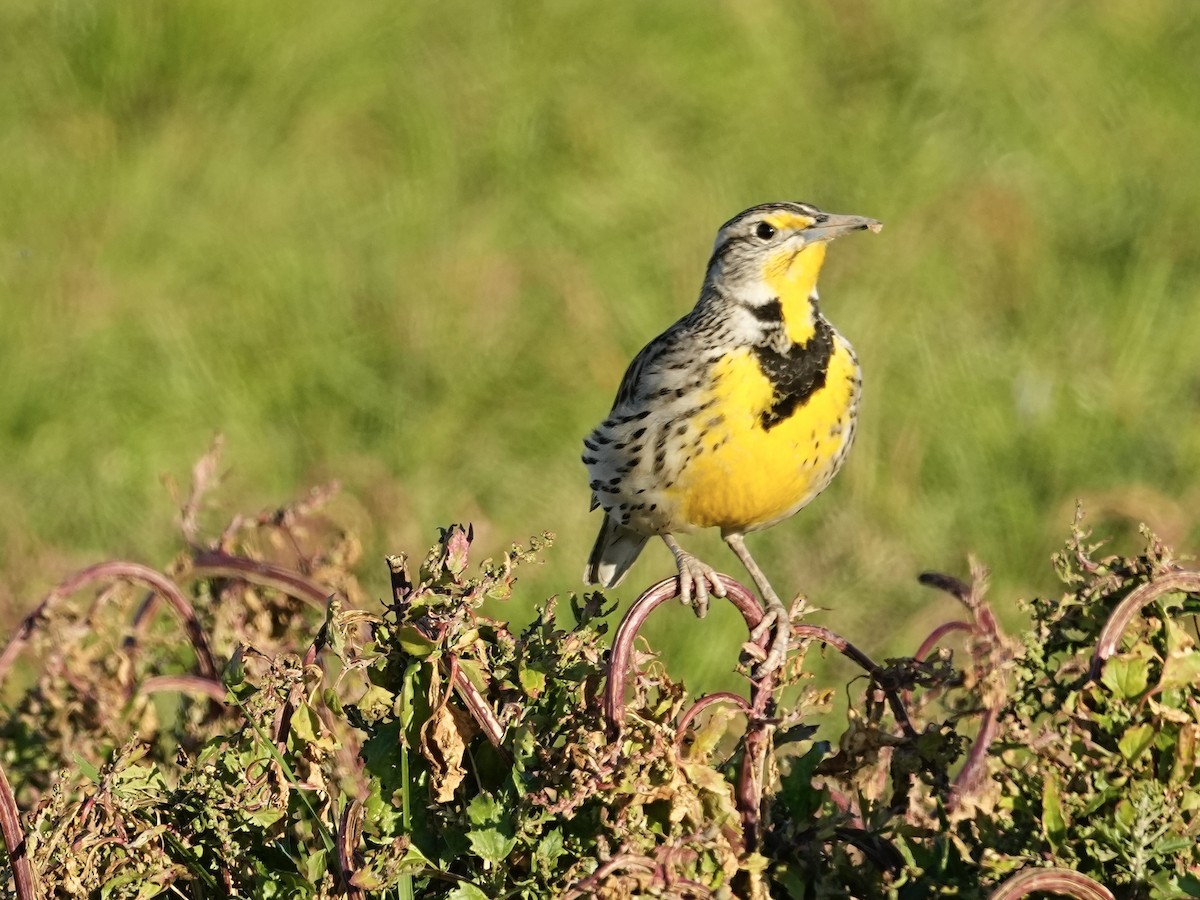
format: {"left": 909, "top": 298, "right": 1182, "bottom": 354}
{"left": 764, "top": 212, "right": 816, "bottom": 232}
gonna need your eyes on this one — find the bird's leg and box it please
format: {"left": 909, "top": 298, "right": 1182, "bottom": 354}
{"left": 661, "top": 534, "right": 726, "bottom": 618}
{"left": 723, "top": 532, "right": 791, "bottom": 676}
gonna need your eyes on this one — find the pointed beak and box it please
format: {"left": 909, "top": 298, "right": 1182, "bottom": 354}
{"left": 805, "top": 212, "right": 883, "bottom": 243}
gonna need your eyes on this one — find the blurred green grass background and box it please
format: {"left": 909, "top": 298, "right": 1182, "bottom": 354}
{"left": 2, "top": 0, "right": 1199, "bottom": 689}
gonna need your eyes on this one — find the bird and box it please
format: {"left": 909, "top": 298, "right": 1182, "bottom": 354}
{"left": 582, "top": 201, "right": 881, "bottom": 675}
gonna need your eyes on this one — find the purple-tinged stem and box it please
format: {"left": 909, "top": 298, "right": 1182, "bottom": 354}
{"left": 605, "top": 575, "right": 774, "bottom": 851}
{"left": 1090, "top": 568, "right": 1200, "bottom": 681}
{"left": 0, "top": 561, "right": 217, "bottom": 683}
{"left": 0, "top": 759, "right": 36, "bottom": 899}
{"left": 675, "top": 692, "right": 754, "bottom": 753}
{"left": 141, "top": 674, "right": 227, "bottom": 702}
{"left": 987, "top": 866, "right": 1113, "bottom": 900}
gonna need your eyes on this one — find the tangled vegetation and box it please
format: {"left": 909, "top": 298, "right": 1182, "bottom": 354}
{"left": 0, "top": 451, "right": 1198, "bottom": 898}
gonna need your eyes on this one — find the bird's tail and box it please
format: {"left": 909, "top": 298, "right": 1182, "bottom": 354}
{"left": 584, "top": 515, "right": 649, "bottom": 588}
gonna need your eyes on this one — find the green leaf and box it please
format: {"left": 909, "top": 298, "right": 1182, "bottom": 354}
{"left": 535, "top": 828, "right": 565, "bottom": 873}
{"left": 467, "top": 792, "right": 503, "bottom": 826}
{"left": 1153, "top": 835, "right": 1194, "bottom": 856}
{"left": 456, "top": 658, "right": 488, "bottom": 692}
{"left": 397, "top": 624, "right": 439, "bottom": 657}
{"left": 355, "top": 684, "right": 396, "bottom": 722}
{"left": 323, "top": 687, "right": 344, "bottom": 716}
{"left": 1101, "top": 654, "right": 1149, "bottom": 699}
{"left": 777, "top": 743, "right": 828, "bottom": 821}
{"left": 74, "top": 754, "right": 101, "bottom": 783}
{"left": 1041, "top": 773, "right": 1067, "bottom": 851}
{"left": 1118, "top": 723, "right": 1155, "bottom": 761}
{"left": 290, "top": 702, "right": 322, "bottom": 743}
{"left": 1176, "top": 873, "right": 1200, "bottom": 897}
{"left": 518, "top": 662, "right": 547, "bottom": 698}
{"left": 464, "top": 789, "right": 515, "bottom": 865}
{"left": 1160, "top": 617, "right": 1200, "bottom": 691}
{"left": 446, "top": 886, "right": 490, "bottom": 900}
{"left": 302, "top": 848, "right": 327, "bottom": 883}
{"left": 245, "top": 807, "right": 287, "bottom": 828}
{"left": 466, "top": 826, "right": 517, "bottom": 865}
{"left": 399, "top": 660, "right": 425, "bottom": 731}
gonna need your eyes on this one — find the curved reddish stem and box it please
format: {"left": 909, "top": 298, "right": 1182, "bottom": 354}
{"left": 948, "top": 703, "right": 1000, "bottom": 813}
{"left": 605, "top": 576, "right": 766, "bottom": 738}
{"left": 793, "top": 624, "right": 882, "bottom": 676}
{"left": 917, "top": 571, "right": 972, "bottom": 604}
{"left": 0, "top": 759, "right": 36, "bottom": 898}
{"left": 605, "top": 575, "right": 773, "bottom": 850}
{"left": 914, "top": 621, "right": 973, "bottom": 663}
{"left": 675, "top": 692, "right": 754, "bottom": 752}
{"left": 0, "top": 561, "right": 217, "bottom": 684}
{"left": 189, "top": 551, "right": 331, "bottom": 608}
{"left": 900, "top": 619, "right": 975, "bottom": 715}
{"left": 563, "top": 854, "right": 657, "bottom": 899}
{"left": 1089, "top": 569, "right": 1200, "bottom": 681}
{"left": 129, "top": 550, "right": 334, "bottom": 646}
{"left": 793, "top": 624, "right": 917, "bottom": 738}
{"left": 337, "top": 800, "right": 366, "bottom": 900}
{"left": 127, "top": 551, "right": 330, "bottom": 658}
{"left": 141, "top": 674, "right": 227, "bottom": 703}
{"left": 919, "top": 570, "right": 1010, "bottom": 809}
{"left": 987, "top": 866, "right": 1113, "bottom": 900}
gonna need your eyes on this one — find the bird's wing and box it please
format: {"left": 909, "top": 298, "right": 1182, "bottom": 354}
{"left": 610, "top": 332, "right": 672, "bottom": 412}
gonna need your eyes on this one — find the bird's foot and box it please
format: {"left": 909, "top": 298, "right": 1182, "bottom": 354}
{"left": 748, "top": 596, "right": 792, "bottom": 678}
{"left": 672, "top": 551, "right": 727, "bottom": 619}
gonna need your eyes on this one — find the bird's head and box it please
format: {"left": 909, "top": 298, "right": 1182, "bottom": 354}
{"left": 705, "top": 202, "right": 881, "bottom": 328}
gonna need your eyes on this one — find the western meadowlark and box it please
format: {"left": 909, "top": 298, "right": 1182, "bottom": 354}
{"left": 582, "top": 201, "right": 881, "bottom": 674}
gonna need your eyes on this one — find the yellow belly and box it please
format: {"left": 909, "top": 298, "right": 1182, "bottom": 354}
{"left": 668, "top": 341, "right": 859, "bottom": 532}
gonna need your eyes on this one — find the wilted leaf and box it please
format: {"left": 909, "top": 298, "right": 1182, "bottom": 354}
{"left": 355, "top": 684, "right": 396, "bottom": 722}
{"left": 444, "top": 526, "right": 472, "bottom": 577}
{"left": 420, "top": 702, "right": 472, "bottom": 803}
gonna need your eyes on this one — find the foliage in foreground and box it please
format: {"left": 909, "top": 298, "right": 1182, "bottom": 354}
{"left": 0, "top": 464, "right": 1199, "bottom": 897}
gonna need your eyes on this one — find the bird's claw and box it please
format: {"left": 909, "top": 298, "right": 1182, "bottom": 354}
{"left": 674, "top": 552, "right": 726, "bottom": 619}
{"left": 748, "top": 598, "right": 792, "bottom": 677}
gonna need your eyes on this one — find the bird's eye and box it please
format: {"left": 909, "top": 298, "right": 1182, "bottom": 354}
{"left": 754, "top": 222, "right": 776, "bottom": 241}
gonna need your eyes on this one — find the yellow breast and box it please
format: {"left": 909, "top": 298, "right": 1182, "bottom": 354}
{"left": 668, "top": 338, "right": 859, "bottom": 533}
